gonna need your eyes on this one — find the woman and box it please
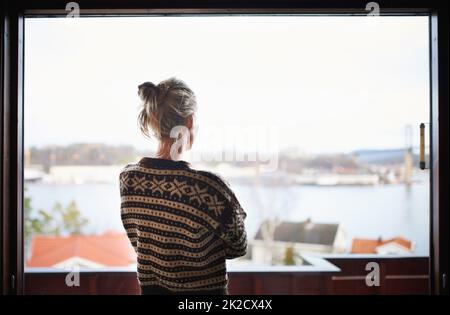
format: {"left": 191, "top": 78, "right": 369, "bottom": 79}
{"left": 119, "top": 77, "right": 247, "bottom": 295}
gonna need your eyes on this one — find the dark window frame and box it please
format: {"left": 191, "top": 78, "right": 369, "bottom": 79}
{"left": 1, "top": 0, "right": 448, "bottom": 295}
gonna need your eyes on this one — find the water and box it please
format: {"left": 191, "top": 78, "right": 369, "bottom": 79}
{"left": 25, "top": 180, "right": 429, "bottom": 255}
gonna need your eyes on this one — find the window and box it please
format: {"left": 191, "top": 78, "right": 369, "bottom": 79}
{"left": 24, "top": 15, "right": 430, "bottom": 273}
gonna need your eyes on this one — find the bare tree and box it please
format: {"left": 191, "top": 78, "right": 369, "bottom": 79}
{"left": 251, "top": 160, "right": 298, "bottom": 265}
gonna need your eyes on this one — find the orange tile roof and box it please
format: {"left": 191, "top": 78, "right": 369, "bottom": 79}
{"left": 351, "top": 236, "right": 412, "bottom": 254}
{"left": 27, "top": 231, "right": 137, "bottom": 267}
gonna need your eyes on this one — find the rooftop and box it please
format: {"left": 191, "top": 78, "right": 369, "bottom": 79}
{"left": 351, "top": 237, "right": 412, "bottom": 254}
{"left": 27, "top": 231, "right": 136, "bottom": 268}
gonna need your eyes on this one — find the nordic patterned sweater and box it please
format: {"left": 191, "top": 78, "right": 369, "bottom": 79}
{"left": 119, "top": 157, "right": 247, "bottom": 293}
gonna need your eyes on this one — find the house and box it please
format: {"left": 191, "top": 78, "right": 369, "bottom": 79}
{"left": 351, "top": 237, "right": 413, "bottom": 255}
{"left": 26, "top": 231, "right": 137, "bottom": 269}
{"left": 250, "top": 219, "right": 347, "bottom": 265}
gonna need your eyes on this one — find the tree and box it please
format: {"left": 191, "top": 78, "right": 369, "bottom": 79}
{"left": 24, "top": 189, "right": 35, "bottom": 244}
{"left": 55, "top": 200, "right": 89, "bottom": 235}
{"left": 283, "top": 246, "right": 296, "bottom": 265}
{"left": 252, "top": 161, "right": 299, "bottom": 265}
{"left": 24, "top": 188, "right": 89, "bottom": 254}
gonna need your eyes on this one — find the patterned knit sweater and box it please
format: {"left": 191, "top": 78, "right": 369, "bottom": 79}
{"left": 119, "top": 157, "right": 247, "bottom": 292}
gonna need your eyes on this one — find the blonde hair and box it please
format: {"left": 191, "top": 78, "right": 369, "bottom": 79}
{"left": 137, "top": 77, "right": 197, "bottom": 139}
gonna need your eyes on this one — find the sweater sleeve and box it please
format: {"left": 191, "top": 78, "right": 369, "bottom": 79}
{"left": 119, "top": 168, "right": 138, "bottom": 254}
{"left": 215, "top": 187, "right": 248, "bottom": 259}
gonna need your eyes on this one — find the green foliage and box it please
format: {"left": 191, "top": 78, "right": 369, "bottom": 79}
{"left": 56, "top": 200, "right": 89, "bottom": 235}
{"left": 24, "top": 188, "right": 89, "bottom": 247}
{"left": 283, "top": 246, "right": 296, "bottom": 266}
{"left": 24, "top": 190, "right": 34, "bottom": 243}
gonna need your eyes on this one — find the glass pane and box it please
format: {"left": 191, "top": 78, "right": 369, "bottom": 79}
{"left": 24, "top": 16, "right": 429, "bottom": 274}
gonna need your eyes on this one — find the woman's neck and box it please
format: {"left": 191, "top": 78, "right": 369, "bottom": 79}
{"left": 156, "top": 138, "right": 180, "bottom": 160}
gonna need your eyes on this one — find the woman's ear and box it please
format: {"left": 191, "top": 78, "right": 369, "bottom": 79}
{"left": 186, "top": 115, "right": 193, "bottom": 130}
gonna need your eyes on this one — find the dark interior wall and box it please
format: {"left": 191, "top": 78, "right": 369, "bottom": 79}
{"left": 24, "top": 257, "right": 429, "bottom": 295}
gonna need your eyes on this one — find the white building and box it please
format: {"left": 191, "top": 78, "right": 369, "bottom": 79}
{"left": 250, "top": 219, "right": 347, "bottom": 265}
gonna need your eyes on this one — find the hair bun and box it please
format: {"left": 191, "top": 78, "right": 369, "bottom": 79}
{"left": 138, "top": 82, "right": 157, "bottom": 100}
{"left": 138, "top": 81, "right": 159, "bottom": 117}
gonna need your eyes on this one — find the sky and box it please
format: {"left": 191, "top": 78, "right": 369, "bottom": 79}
{"left": 24, "top": 16, "right": 430, "bottom": 155}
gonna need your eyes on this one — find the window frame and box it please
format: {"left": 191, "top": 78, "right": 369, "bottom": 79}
{"left": 1, "top": 0, "right": 448, "bottom": 295}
